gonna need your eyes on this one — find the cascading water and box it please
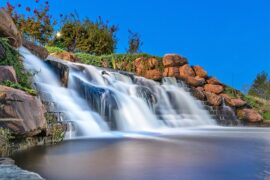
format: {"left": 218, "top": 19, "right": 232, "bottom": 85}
{"left": 20, "top": 47, "right": 216, "bottom": 138}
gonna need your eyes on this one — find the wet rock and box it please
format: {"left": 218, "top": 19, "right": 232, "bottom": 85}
{"left": 0, "top": 85, "right": 46, "bottom": 136}
{"left": 0, "top": 158, "right": 44, "bottom": 180}
{"left": 22, "top": 39, "right": 49, "bottom": 59}
{"left": 46, "top": 58, "right": 69, "bottom": 87}
{"left": 204, "top": 84, "right": 224, "bottom": 94}
{"left": 163, "top": 54, "right": 187, "bottom": 67}
{"left": 0, "top": 66, "right": 17, "bottom": 83}
{"left": 163, "top": 67, "right": 180, "bottom": 78}
{"left": 191, "top": 87, "right": 206, "bottom": 101}
{"left": 51, "top": 51, "right": 78, "bottom": 62}
{"left": 204, "top": 91, "right": 222, "bottom": 106}
{"left": 186, "top": 76, "right": 205, "bottom": 87}
{"left": 179, "top": 64, "right": 195, "bottom": 79}
{"left": 145, "top": 69, "right": 162, "bottom": 80}
{"left": 237, "top": 108, "right": 263, "bottom": 123}
{"left": 193, "top": 66, "right": 208, "bottom": 78}
{"left": 0, "top": 10, "right": 22, "bottom": 47}
{"left": 206, "top": 77, "right": 222, "bottom": 85}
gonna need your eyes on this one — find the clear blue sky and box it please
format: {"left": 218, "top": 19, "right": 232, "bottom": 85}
{"left": 3, "top": 0, "right": 270, "bottom": 91}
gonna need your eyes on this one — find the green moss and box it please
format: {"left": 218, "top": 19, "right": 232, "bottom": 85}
{"left": 0, "top": 80, "right": 37, "bottom": 96}
{"left": 223, "top": 85, "right": 244, "bottom": 99}
{"left": 45, "top": 46, "right": 65, "bottom": 54}
{"left": 0, "top": 38, "right": 31, "bottom": 89}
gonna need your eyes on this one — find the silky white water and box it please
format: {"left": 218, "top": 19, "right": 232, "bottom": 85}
{"left": 20, "top": 47, "right": 216, "bottom": 138}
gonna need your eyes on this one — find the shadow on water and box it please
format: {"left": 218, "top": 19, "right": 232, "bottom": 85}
{"left": 12, "top": 128, "right": 270, "bottom": 180}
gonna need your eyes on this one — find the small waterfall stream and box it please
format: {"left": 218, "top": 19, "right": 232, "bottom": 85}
{"left": 20, "top": 47, "right": 217, "bottom": 138}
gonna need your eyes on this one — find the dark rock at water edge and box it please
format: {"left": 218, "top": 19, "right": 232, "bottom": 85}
{"left": 22, "top": 39, "right": 49, "bottom": 60}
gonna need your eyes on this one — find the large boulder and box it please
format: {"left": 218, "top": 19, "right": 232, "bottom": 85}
{"left": 144, "top": 69, "right": 162, "bottom": 80}
{"left": 237, "top": 108, "right": 263, "bottom": 123}
{"left": 163, "top": 54, "right": 187, "bottom": 67}
{"left": 193, "top": 66, "right": 208, "bottom": 78}
{"left": 0, "top": 66, "right": 17, "bottom": 83}
{"left": 221, "top": 94, "right": 246, "bottom": 107}
{"left": 134, "top": 57, "right": 147, "bottom": 75}
{"left": 186, "top": 76, "right": 205, "bottom": 87}
{"left": 0, "top": 10, "right": 22, "bottom": 48}
{"left": 0, "top": 85, "right": 47, "bottom": 136}
{"left": 206, "top": 77, "right": 222, "bottom": 85}
{"left": 148, "top": 57, "right": 159, "bottom": 69}
{"left": 204, "top": 91, "right": 222, "bottom": 106}
{"left": 163, "top": 67, "right": 180, "bottom": 78}
{"left": 179, "top": 64, "right": 195, "bottom": 79}
{"left": 22, "top": 39, "right": 49, "bottom": 59}
{"left": 204, "top": 84, "right": 224, "bottom": 94}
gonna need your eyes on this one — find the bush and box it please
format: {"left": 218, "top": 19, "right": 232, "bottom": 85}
{"left": 0, "top": 38, "right": 31, "bottom": 88}
{"left": 127, "top": 30, "right": 143, "bottom": 54}
{"left": 53, "top": 16, "right": 118, "bottom": 55}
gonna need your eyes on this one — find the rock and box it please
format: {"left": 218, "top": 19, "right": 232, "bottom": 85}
{"left": 0, "top": 10, "right": 22, "bottom": 47}
{"left": 134, "top": 57, "right": 147, "bottom": 75}
{"left": 22, "top": 39, "right": 49, "bottom": 59}
{"left": 193, "top": 66, "right": 208, "bottom": 78}
{"left": 221, "top": 94, "right": 246, "bottom": 107}
{"left": 46, "top": 58, "right": 69, "bottom": 87}
{"left": 179, "top": 64, "right": 195, "bottom": 79}
{"left": 0, "top": 163, "right": 44, "bottom": 180}
{"left": 204, "top": 91, "right": 222, "bottom": 106}
{"left": 0, "top": 66, "right": 17, "bottom": 83}
{"left": 51, "top": 51, "right": 78, "bottom": 62}
{"left": 163, "top": 67, "right": 180, "bottom": 78}
{"left": 0, "top": 85, "right": 47, "bottom": 136}
{"left": 186, "top": 76, "right": 205, "bottom": 87}
{"left": 237, "top": 108, "right": 263, "bottom": 123}
{"left": 0, "top": 92, "right": 7, "bottom": 100}
{"left": 204, "top": 84, "right": 224, "bottom": 94}
{"left": 148, "top": 57, "right": 159, "bottom": 69}
{"left": 163, "top": 54, "right": 187, "bottom": 67}
{"left": 196, "top": 86, "right": 204, "bottom": 91}
{"left": 191, "top": 87, "right": 206, "bottom": 101}
{"left": 145, "top": 69, "right": 162, "bottom": 80}
{"left": 206, "top": 77, "right": 222, "bottom": 85}
{"left": 0, "top": 43, "right": 5, "bottom": 60}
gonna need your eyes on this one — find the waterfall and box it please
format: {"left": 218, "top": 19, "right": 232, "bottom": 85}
{"left": 20, "top": 47, "right": 216, "bottom": 138}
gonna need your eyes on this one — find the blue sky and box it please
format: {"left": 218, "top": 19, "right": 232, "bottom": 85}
{"left": 2, "top": 0, "right": 270, "bottom": 91}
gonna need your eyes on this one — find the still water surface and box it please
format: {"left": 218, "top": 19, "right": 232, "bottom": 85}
{"left": 12, "top": 127, "right": 270, "bottom": 180}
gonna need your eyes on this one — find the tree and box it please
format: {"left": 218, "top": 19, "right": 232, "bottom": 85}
{"left": 127, "top": 30, "right": 143, "bottom": 54}
{"left": 248, "top": 72, "right": 270, "bottom": 100}
{"left": 53, "top": 15, "right": 118, "bottom": 55}
{"left": 3, "top": 1, "right": 56, "bottom": 45}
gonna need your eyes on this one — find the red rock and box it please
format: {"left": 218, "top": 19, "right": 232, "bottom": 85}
{"left": 51, "top": 51, "right": 78, "bottom": 62}
{"left": 206, "top": 77, "right": 222, "bottom": 85}
{"left": 163, "top": 67, "right": 180, "bottom": 78}
{"left": 193, "top": 66, "right": 208, "bottom": 78}
{"left": 186, "top": 76, "right": 205, "bottom": 87}
{"left": 148, "top": 57, "right": 159, "bottom": 69}
{"left": 163, "top": 54, "right": 187, "bottom": 67}
{"left": 0, "top": 10, "right": 22, "bottom": 47}
{"left": 196, "top": 86, "right": 204, "bottom": 91}
{"left": 0, "top": 66, "right": 17, "bottom": 83}
{"left": 179, "top": 64, "right": 195, "bottom": 79}
{"left": 221, "top": 94, "right": 246, "bottom": 107}
{"left": 145, "top": 69, "right": 162, "bottom": 80}
{"left": 204, "top": 91, "right": 222, "bottom": 106}
{"left": 0, "top": 85, "right": 47, "bottom": 136}
{"left": 237, "top": 108, "right": 263, "bottom": 123}
{"left": 204, "top": 84, "right": 224, "bottom": 94}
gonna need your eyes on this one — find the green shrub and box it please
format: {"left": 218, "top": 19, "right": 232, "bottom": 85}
{"left": 1, "top": 80, "right": 37, "bottom": 96}
{"left": 0, "top": 38, "right": 31, "bottom": 89}
{"left": 263, "top": 111, "right": 270, "bottom": 120}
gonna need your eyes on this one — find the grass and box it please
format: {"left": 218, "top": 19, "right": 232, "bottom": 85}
{"left": 0, "top": 80, "right": 37, "bottom": 96}
{"left": 45, "top": 46, "right": 65, "bottom": 54}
